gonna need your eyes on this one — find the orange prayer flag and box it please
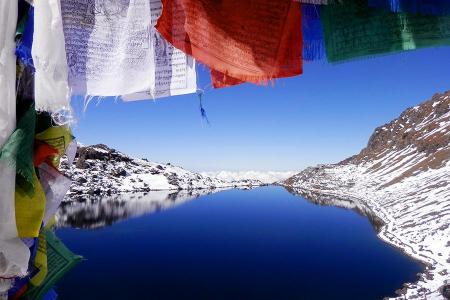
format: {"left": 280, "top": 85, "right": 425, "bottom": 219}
{"left": 156, "top": 0, "right": 303, "bottom": 88}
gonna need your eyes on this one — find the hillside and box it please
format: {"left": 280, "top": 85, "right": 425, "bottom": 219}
{"left": 60, "top": 144, "right": 263, "bottom": 199}
{"left": 283, "top": 91, "right": 450, "bottom": 300}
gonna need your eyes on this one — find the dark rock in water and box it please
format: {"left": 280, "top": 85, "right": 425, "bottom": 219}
{"left": 394, "top": 286, "right": 407, "bottom": 297}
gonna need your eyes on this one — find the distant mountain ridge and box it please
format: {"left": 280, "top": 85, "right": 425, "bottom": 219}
{"left": 61, "top": 144, "right": 263, "bottom": 199}
{"left": 283, "top": 91, "right": 450, "bottom": 299}
{"left": 201, "top": 170, "right": 297, "bottom": 184}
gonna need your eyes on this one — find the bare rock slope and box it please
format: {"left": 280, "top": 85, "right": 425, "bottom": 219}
{"left": 283, "top": 91, "right": 450, "bottom": 300}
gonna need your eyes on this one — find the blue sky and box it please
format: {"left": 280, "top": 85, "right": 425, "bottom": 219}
{"left": 71, "top": 47, "right": 450, "bottom": 172}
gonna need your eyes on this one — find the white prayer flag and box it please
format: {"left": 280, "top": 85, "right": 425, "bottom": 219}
{"left": 39, "top": 163, "right": 72, "bottom": 226}
{"left": 122, "top": 0, "right": 197, "bottom": 101}
{"left": 33, "top": 0, "right": 71, "bottom": 112}
{"left": 0, "top": 0, "right": 30, "bottom": 278}
{"left": 61, "top": 0, "right": 154, "bottom": 96}
{"left": 60, "top": 0, "right": 196, "bottom": 99}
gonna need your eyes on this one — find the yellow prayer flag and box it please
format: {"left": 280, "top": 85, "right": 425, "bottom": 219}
{"left": 15, "top": 170, "right": 46, "bottom": 238}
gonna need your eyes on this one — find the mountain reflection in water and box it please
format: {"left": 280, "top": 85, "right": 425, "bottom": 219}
{"left": 285, "top": 187, "right": 385, "bottom": 232}
{"left": 55, "top": 186, "right": 423, "bottom": 300}
{"left": 57, "top": 187, "right": 383, "bottom": 232}
{"left": 56, "top": 189, "right": 228, "bottom": 229}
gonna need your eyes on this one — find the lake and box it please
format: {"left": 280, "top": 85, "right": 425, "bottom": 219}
{"left": 55, "top": 186, "right": 422, "bottom": 300}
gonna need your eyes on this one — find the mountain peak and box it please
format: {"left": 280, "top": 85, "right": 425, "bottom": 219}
{"left": 340, "top": 91, "right": 450, "bottom": 186}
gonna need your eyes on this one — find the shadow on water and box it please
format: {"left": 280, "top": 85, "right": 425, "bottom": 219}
{"left": 283, "top": 186, "right": 385, "bottom": 233}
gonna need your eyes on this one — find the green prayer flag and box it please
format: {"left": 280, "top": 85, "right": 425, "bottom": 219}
{"left": 321, "top": 0, "right": 450, "bottom": 62}
{"left": 15, "top": 13, "right": 27, "bottom": 39}
{"left": 24, "top": 230, "right": 82, "bottom": 300}
{"left": 0, "top": 104, "right": 36, "bottom": 194}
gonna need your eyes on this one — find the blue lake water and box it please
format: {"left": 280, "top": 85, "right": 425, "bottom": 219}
{"left": 55, "top": 186, "right": 422, "bottom": 300}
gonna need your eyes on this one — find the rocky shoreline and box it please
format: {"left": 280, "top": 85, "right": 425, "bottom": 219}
{"left": 284, "top": 185, "right": 440, "bottom": 299}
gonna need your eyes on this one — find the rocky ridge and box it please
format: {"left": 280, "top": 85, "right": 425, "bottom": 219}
{"left": 283, "top": 91, "right": 450, "bottom": 300}
{"left": 60, "top": 144, "right": 263, "bottom": 200}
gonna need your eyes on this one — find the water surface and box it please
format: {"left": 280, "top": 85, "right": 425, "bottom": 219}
{"left": 56, "top": 186, "right": 422, "bottom": 300}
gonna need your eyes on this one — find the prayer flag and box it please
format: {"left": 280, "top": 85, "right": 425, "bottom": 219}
{"left": 0, "top": 0, "right": 30, "bottom": 279}
{"left": 368, "top": 0, "right": 450, "bottom": 16}
{"left": 156, "top": 0, "right": 303, "bottom": 88}
{"left": 321, "top": 0, "right": 450, "bottom": 62}
{"left": 32, "top": 0, "right": 70, "bottom": 112}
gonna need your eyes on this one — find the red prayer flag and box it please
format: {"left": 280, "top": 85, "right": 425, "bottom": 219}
{"left": 209, "top": 69, "right": 244, "bottom": 88}
{"left": 33, "top": 140, "right": 58, "bottom": 167}
{"left": 156, "top": 0, "right": 303, "bottom": 88}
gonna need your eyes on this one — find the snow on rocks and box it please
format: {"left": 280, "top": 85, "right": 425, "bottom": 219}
{"left": 60, "top": 144, "right": 263, "bottom": 200}
{"left": 283, "top": 91, "right": 450, "bottom": 300}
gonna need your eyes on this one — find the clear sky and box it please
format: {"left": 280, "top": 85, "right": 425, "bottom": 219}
{"left": 71, "top": 47, "right": 450, "bottom": 172}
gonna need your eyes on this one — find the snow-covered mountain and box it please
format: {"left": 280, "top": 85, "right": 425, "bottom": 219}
{"left": 283, "top": 91, "right": 450, "bottom": 300}
{"left": 201, "top": 170, "right": 297, "bottom": 184}
{"left": 60, "top": 144, "right": 263, "bottom": 199}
